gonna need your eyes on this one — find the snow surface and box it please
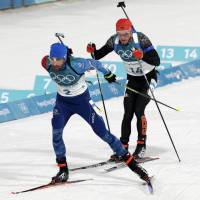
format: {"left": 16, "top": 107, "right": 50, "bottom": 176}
{"left": 1, "top": 0, "right": 200, "bottom": 199}
{"left": 1, "top": 78, "right": 200, "bottom": 199}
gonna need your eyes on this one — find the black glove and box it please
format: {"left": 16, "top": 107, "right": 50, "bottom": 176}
{"left": 68, "top": 48, "right": 73, "bottom": 55}
{"left": 104, "top": 71, "right": 116, "bottom": 83}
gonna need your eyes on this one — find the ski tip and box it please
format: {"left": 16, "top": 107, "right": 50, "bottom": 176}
{"left": 11, "top": 192, "right": 17, "bottom": 195}
{"left": 142, "top": 176, "right": 154, "bottom": 194}
{"left": 68, "top": 178, "right": 93, "bottom": 183}
{"left": 81, "top": 178, "right": 93, "bottom": 182}
{"left": 147, "top": 176, "right": 154, "bottom": 194}
{"left": 147, "top": 181, "right": 154, "bottom": 194}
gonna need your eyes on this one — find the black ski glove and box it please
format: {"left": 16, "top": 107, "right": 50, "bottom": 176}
{"left": 104, "top": 71, "right": 116, "bottom": 83}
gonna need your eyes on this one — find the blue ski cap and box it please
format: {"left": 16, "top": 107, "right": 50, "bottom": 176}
{"left": 50, "top": 43, "right": 68, "bottom": 60}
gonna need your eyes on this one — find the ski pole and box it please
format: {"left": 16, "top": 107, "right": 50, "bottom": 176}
{"left": 115, "top": 81, "right": 180, "bottom": 112}
{"left": 91, "top": 53, "right": 111, "bottom": 133}
{"left": 140, "top": 65, "right": 181, "bottom": 162}
{"left": 117, "top": 1, "right": 181, "bottom": 162}
{"left": 55, "top": 33, "right": 65, "bottom": 44}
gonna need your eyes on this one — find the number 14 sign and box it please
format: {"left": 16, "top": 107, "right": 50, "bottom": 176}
{"left": 156, "top": 45, "right": 200, "bottom": 62}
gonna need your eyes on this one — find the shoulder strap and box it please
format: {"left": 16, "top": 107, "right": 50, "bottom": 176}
{"left": 143, "top": 45, "right": 154, "bottom": 53}
{"left": 66, "top": 57, "right": 84, "bottom": 76}
{"left": 113, "top": 36, "right": 119, "bottom": 52}
{"left": 132, "top": 32, "right": 141, "bottom": 49}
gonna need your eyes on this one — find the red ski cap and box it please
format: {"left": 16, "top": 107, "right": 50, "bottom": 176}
{"left": 116, "top": 18, "right": 132, "bottom": 32}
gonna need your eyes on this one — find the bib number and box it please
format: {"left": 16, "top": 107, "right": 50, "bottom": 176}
{"left": 130, "top": 66, "right": 143, "bottom": 75}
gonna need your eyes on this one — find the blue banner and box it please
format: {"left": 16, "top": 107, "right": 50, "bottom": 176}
{"left": 88, "top": 79, "right": 125, "bottom": 102}
{"left": 9, "top": 99, "right": 40, "bottom": 119}
{"left": 156, "top": 45, "right": 200, "bottom": 62}
{"left": 101, "top": 79, "right": 126, "bottom": 100}
{"left": 33, "top": 75, "right": 56, "bottom": 94}
{"left": 157, "top": 62, "right": 172, "bottom": 70}
{"left": 0, "top": 103, "right": 15, "bottom": 122}
{"left": 0, "top": 89, "right": 44, "bottom": 104}
{"left": 179, "top": 59, "right": 200, "bottom": 77}
{"left": 33, "top": 93, "right": 56, "bottom": 113}
{"left": 0, "top": 0, "right": 56, "bottom": 9}
{"left": 0, "top": 1, "right": 11, "bottom": 9}
{"left": 102, "top": 61, "right": 126, "bottom": 78}
{"left": 158, "top": 67, "right": 187, "bottom": 86}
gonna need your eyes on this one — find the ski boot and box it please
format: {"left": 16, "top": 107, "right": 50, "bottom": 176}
{"left": 52, "top": 158, "right": 69, "bottom": 183}
{"left": 122, "top": 152, "right": 150, "bottom": 183}
{"left": 108, "top": 143, "right": 129, "bottom": 162}
{"left": 133, "top": 140, "right": 146, "bottom": 159}
{"left": 108, "top": 153, "right": 123, "bottom": 162}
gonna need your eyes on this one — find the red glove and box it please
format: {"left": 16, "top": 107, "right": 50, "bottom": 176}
{"left": 41, "top": 55, "right": 49, "bottom": 69}
{"left": 87, "top": 43, "right": 96, "bottom": 53}
{"left": 132, "top": 49, "right": 143, "bottom": 60}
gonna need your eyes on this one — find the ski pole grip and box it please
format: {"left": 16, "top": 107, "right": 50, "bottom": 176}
{"left": 117, "top": 1, "right": 126, "bottom": 8}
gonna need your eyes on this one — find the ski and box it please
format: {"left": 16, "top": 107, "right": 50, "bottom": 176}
{"left": 11, "top": 178, "right": 92, "bottom": 194}
{"left": 70, "top": 157, "right": 159, "bottom": 172}
{"left": 137, "top": 156, "right": 159, "bottom": 163}
{"left": 142, "top": 176, "right": 154, "bottom": 194}
{"left": 69, "top": 160, "right": 114, "bottom": 171}
{"left": 104, "top": 157, "right": 159, "bottom": 173}
{"left": 146, "top": 180, "right": 154, "bottom": 194}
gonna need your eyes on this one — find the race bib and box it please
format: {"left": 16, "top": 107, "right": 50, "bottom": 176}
{"left": 57, "top": 75, "right": 87, "bottom": 97}
{"left": 123, "top": 61, "right": 155, "bottom": 76}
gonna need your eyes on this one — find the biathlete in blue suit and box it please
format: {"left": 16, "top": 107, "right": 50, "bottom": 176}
{"left": 41, "top": 42, "right": 151, "bottom": 184}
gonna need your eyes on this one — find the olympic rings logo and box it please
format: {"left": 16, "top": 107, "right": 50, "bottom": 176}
{"left": 117, "top": 50, "right": 132, "bottom": 60}
{"left": 50, "top": 72, "right": 76, "bottom": 84}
